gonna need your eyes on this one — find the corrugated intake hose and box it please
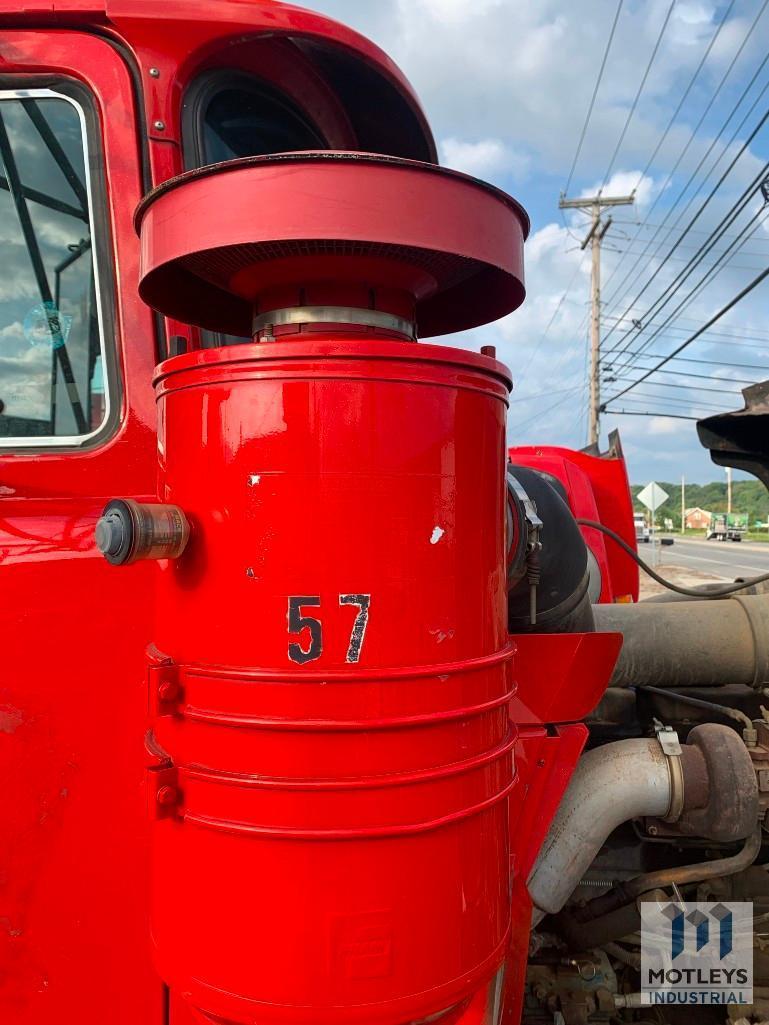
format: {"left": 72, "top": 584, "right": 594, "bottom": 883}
{"left": 507, "top": 465, "right": 594, "bottom": 633}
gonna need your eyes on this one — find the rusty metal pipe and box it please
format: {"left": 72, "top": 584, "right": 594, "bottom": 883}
{"left": 576, "top": 828, "right": 763, "bottom": 924}
{"left": 594, "top": 594, "right": 769, "bottom": 689}
{"left": 621, "top": 827, "right": 762, "bottom": 901}
{"left": 527, "top": 738, "right": 674, "bottom": 919}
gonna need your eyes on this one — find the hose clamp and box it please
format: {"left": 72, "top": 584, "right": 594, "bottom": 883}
{"left": 507, "top": 473, "right": 544, "bottom": 625}
{"left": 252, "top": 305, "right": 416, "bottom": 340}
{"left": 655, "top": 722, "right": 685, "bottom": 823}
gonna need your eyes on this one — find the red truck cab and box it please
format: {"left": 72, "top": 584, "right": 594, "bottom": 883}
{"left": 0, "top": 6, "right": 435, "bottom": 1021}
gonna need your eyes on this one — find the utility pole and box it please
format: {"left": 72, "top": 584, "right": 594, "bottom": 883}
{"left": 681, "top": 474, "right": 685, "bottom": 534}
{"left": 726, "top": 466, "right": 733, "bottom": 514}
{"left": 559, "top": 192, "right": 635, "bottom": 446}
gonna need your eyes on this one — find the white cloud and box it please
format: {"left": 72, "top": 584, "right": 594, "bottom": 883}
{"left": 296, "top": 0, "right": 769, "bottom": 481}
{"left": 440, "top": 137, "right": 530, "bottom": 181}
{"left": 648, "top": 416, "right": 682, "bottom": 436}
{"left": 410, "top": 0, "right": 505, "bottom": 24}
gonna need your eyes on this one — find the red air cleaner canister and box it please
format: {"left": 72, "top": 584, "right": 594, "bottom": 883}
{"left": 137, "top": 154, "right": 528, "bottom": 1025}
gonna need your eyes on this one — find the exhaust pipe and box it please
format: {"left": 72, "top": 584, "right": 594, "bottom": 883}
{"left": 593, "top": 593, "right": 769, "bottom": 689}
{"left": 528, "top": 724, "right": 759, "bottom": 920}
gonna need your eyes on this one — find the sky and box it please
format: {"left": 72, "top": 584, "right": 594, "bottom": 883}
{"left": 300, "top": 0, "right": 769, "bottom": 484}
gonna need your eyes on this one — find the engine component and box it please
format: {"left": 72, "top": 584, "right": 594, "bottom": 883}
{"left": 527, "top": 736, "right": 677, "bottom": 919}
{"left": 527, "top": 723, "right": 759, "bottom": 919}
{"left": 525, "top": 951, "right": 617, "bottom": 1025}
{"left": 575, "top": 827, "right": 762, "bottom": 925}
{"left": 509, "top": 432, "right": 639, "bottom": 604}
{"left": 507, "top": 465, "right": 593, "bottom": 634}
{"left": 647, "top": 721, "right": 759, "bottom": 840}
{"left": 593, "top": 593, "right": 769, "bottom": 689}
{"left": 133, "top": 153, "right": 528, "bottom": 1025}
{"left": 556, "top": 889, "right": 669, "bottom": 953}
{"left": 95, "top": 499, "right": 189, "bottom": 564}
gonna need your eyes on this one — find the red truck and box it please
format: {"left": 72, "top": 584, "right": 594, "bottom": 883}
{"left": 0, "top": 4, "right": 766, "bottom": 1024}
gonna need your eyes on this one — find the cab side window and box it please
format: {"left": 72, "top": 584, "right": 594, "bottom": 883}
{"left": 0, "top": 89, "right": 109, "bottom": 444}
{"left": 187, "top": 73, "right": 326, "bottom": 167}
{"left": 183, "top": 73, "right": 328, "bottom": 347}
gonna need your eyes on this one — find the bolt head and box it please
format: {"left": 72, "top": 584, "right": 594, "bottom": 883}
{"left": 156, "top": 785, "right": 179, "bottom": 807}
{"left": 158, "top": 680, "right": 179, "bottom": 702}
{"left": 149, "top": 67, "right": 160, "bottom": 78}
{"left": 153, "top": 120, "right": 166, "bottom": 131}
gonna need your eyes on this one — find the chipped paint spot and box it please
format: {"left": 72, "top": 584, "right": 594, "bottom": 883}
{"left": 0, "top": 705, "right": 23, "bottom": 734}
{"left": 429, "top": 628, "right": 455, "bottom": 645}
{"left": 430, "top": 526, "right": 444, "bottom": 545}
{"left": 246, "top": 567, "right": 256, "bottom": 578}
{"left": 248, "top": 474, "right": 261, "bottom": 486}
{"left": 0, "top": 917, "right": 22, "bottom": 938}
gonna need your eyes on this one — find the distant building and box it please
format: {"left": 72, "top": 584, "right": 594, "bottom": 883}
{"left": 684, "top": 507, "right": 711, "bottom": 530}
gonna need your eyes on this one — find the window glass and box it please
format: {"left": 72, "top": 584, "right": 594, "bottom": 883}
{"left": 200, "top": 82, "right": 325, "bottom": 164}
{"left": 0, "top": 90, "right": 108, "bottom": 443}
{"left": 189, "top": 75, "right": 327, "bottom": 347}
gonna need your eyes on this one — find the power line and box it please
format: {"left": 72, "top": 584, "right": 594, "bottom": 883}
{"left": 608, "top": 205, "right": 769, "bottom": 384}
{"left": 608, "top": 353, "right": 769, "bottom": 371}
{"left": 630, "top": 0, "right": 736, "bottom": 193}
{"left": 601, "top": 0, "right": 769, "bottom": 305}
{"left": 606, "top": 376, "right": 743, "bottom": 396}
{"left": 509, "top": 386, "right": 584, "bottom": 433}
{"left": 604, "top": 260, "right": 769, "bottom": 404}
{"left": 603, "top": 140, "right": 769, "bottom": 361}
{"left": 603, "top": 409, "right": 700, "bottom": 421}
{"left": 614, "top": 394, "right": 726, "bottom": 410}
{"left": 608, "top": 366, "right": 756, "bottom": 385}
{"left": 563, "top": 0, "right": 625, "bottom": 195}
{"left": 607, "top": 203, "right": 769, "bottom": 371}
{"left": 604, "top": 244, "right": 766, "bottom": 273}
{"left": 603, "top": 314, "right": 769, "bottom": 345}
{"left": 599, "top": 0, "right": 676, "bottom": 191}
{"left": 621, "top": 387, "right": 736, "bottom": 408}
{"left": 510, "top": 384, "right": 584, "bottom": 404}
{"left": 600, "top": 1, "right": 769, "bottom": 325}
{"left": 612, "top": 218, "right": 769, "bottom": 240}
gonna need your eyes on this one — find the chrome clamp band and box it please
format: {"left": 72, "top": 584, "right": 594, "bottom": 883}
{"left": 252, "top": 305, "right": 416, "bottom": 339}
{"left": 655, "top": 724, "right": 685, "bottom": 823}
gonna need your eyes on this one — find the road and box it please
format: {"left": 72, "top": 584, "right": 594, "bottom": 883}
{"left": 640, "top": 535, "right": 769, "bottom": 581}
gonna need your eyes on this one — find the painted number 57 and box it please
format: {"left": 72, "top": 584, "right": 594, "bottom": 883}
{"left": 287, "top": 594, "right": 371, "bottom": 665}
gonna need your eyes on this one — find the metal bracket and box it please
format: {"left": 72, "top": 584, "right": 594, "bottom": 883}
{"left": 147, "top": 763, "right": 182, "bottom": 820}
{"left": 654, "top": 720, "right": 682, "bottom": 757}
{"left": 507, "top": 473, "right": 544, "bottom": 625}
{"left": 148, "top": 661, "right": 184, "bottom": 717}
{"left": 654, "top": 721, "right": 685, "bottom": 823}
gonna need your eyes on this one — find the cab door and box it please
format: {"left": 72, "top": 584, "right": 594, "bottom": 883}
{"left": 0, "top": 30, "right": 163, "bottom": 1024}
